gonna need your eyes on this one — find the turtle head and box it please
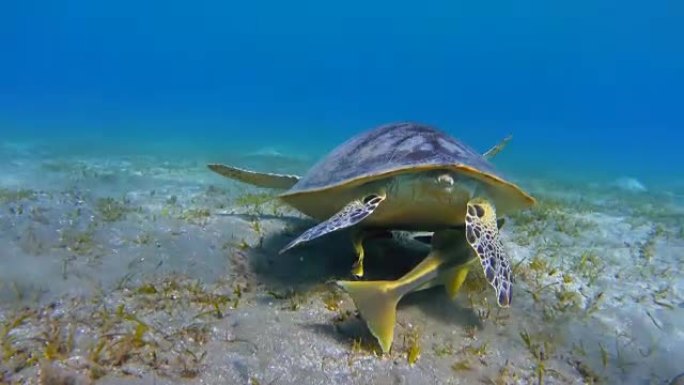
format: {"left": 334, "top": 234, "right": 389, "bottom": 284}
{"left": 433, "top": 171, "right": 487, "bottom": 202}
{"left": 436, "top": 173, "right": 455, "bottom": 191}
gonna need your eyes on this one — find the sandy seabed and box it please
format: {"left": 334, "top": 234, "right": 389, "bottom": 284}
{"left": 0, "top": 141, "right": 683, "bottom": 385}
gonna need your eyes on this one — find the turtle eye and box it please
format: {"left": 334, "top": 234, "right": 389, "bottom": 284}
{"left": 436, "top": 174, "right": 454, "bottom": 187}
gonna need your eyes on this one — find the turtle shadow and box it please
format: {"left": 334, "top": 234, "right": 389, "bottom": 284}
{"left": 236, "top": 219, "right": 483, "bottom": 343}
{"left": 397, "top": 287, "right": 484, "bottom": 331}
{"left": 244, "top": 225, "right": 358, "bottom": 292}
{"left": 245, "top": 223, "right": 428, "bottom": 292}
{"left": 304, "top": 316, "right": 383, "bottom": 354}
{"left": 302, "top": 290, "right": 482, "bottom": 354}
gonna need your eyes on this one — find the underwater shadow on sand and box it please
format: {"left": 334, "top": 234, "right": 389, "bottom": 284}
{"left": 239, "top": 219, "right": 483, "bottom": 335}
{"left": 301, "top": 286, "right": 484, "bottom": 352}
{"left": 397, "top": 287, "right": 484, "bottom": 329}
{"left": 239, "top": 212, "right": 439, "bottom": 289}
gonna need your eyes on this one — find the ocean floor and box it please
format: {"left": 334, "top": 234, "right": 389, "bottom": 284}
{"left": 0, "top": 141, "right": 683, "bottom": 385}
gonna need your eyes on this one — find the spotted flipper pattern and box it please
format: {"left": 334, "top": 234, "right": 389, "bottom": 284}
{"left": 279, "top": 194, "right": 386, "bottom": 254}
{"left": 464, "top": 198, "right": 513, "bottom": 307}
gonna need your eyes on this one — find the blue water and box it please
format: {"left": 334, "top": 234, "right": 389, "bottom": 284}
{"left": 2, "top": 4, "right": 684, "bottom": 383}
{"left": 1, "top": 0, "right": 683, "bottom": 183}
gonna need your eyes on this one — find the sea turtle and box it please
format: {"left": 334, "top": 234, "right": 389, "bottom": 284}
{"left": 338, "top": 219, "right": 505, "bottom": 353}
{"left": 208, "top": 122, "right": 534, "bottom": 307}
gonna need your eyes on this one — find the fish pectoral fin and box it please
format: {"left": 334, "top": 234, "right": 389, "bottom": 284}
{"left": 207, "top": 163, "right": 300, "bottom": 189}
{"left": 465, "top": 197, "right": 513, "bottom": 307}
{"left": 336, "top": 280, "right": 401, "bottom": 354}
{"left": 279, "top": 193, "right": 386, "bottom": 254}
{"left": 350, "top": 229, "right": 393, "bottom": 278}
{"left": 350, "top": 231, "right": 368, "bottom": 278}
{"left": 443, "top": 264, "right": 472, "bottom": 301}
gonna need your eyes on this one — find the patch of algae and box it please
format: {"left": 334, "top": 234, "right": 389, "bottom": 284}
{"left": 0, "top": 188, "right": 36, "bottom": 204}
{"left": 0, "top": 274, "right": 248, "bottom": 383}
{"left": 95, "top": 197, "right": 132, "bottom": 222}
{"left": 508, "top": 196, "right": 598, "bottom": 244}
{"left": 234, "top": 191, "right": 289, "bottom": 217}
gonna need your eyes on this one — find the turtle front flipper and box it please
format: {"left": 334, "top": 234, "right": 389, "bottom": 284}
{"left": 208, "top": 164, "right": 300, "bottom": 189}
{"left": 464, "top": 198, "right": 513, "bottom": 307}
{"left": 441, "top": 218, "right": 505, "bottom": 300}
{"left": 279, "top": 194, "right": 386, "bottom": 254}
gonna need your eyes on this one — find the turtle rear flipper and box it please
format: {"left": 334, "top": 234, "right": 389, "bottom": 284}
{"left": 465, "top": 197, "right": 513, "bottom": 307}
{"left": 208, "top": 164, "right": 300, "bottom": 189}
{"left": 279, "top": 193, "right": 386, "bottom": 254}
{"left": 483, "top": 134, "right": 512, "bottom": 160}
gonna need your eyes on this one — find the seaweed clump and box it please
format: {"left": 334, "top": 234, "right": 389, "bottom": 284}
{"left": 0, "top": 274, "right": 249, "bottom": 383}
{"left": 0, "top": 188, "right": 36, "bottom": 204}
{"left": 95, "top": 197, "right": 131, "bottom": 222}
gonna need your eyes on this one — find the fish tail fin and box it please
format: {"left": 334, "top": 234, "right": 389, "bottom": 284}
{"left": 336, "top": 280, "right": 405, "bottom": 354}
